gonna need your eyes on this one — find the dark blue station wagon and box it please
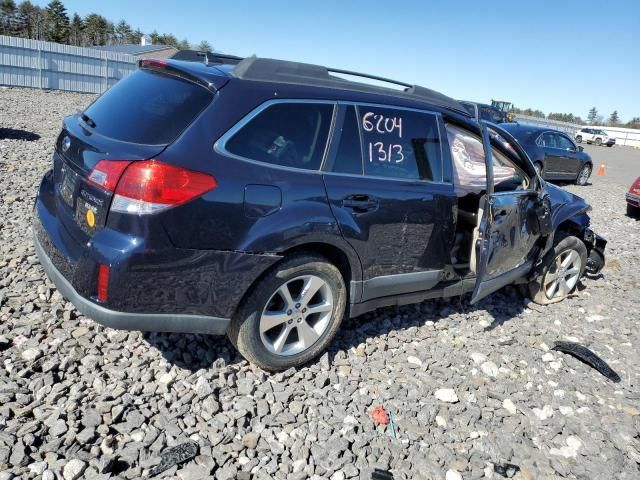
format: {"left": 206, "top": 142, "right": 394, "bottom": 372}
{"left": 33, "top": 57, "right": 606, "bottom": 370}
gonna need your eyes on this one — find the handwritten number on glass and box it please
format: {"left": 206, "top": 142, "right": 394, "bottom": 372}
{"left": 362, "top": 111, "right": 405, "bottom": 163}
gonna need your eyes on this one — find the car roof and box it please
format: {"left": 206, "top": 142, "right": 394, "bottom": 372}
{"left": 499, "top": 123, "right": 562, "bottom": 140}
{"left": 156, "top": 56, "right": 472, "bottom": 117}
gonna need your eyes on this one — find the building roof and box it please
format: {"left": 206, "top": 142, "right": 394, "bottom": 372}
{"left": 92, "top": 44, "right": 175, "bottom": 55}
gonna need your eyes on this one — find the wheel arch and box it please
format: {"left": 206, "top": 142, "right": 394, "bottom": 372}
{"left": 231, "top": 241, "right": 362, "bottom": 320}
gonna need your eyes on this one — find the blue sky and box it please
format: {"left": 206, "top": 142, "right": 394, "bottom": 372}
{"left": 35, "top": 0, "right": 640, "bottom": 121}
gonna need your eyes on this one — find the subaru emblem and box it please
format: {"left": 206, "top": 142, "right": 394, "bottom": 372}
{"left": 62, "top": 136, "right": 71, "bottom": 152}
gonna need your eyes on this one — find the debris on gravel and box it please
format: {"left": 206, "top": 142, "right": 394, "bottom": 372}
{"left": 1, "top": 87, "right": 639, "bottom": 479}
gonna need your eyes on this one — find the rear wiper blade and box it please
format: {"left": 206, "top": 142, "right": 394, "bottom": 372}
{"left": 80, "top": 113, "right": 96, "bottom": 128}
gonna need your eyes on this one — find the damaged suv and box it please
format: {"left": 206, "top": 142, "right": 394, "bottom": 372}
{"left": 33, "top": 57, "right": 606, "bottom": 371}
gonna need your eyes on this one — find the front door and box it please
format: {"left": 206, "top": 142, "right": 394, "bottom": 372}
{"left": 471, "top": 122, "right": 545, "bottom": 303}
{"left": 322, "top": 104, "right": 456, "bottom": 302}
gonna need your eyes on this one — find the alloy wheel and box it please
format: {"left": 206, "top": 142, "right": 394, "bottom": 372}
{"left": 259, "top": 275, "right": 334, "bottom": 356}
{"left": 578, "top": 165, "right": 591, "bottom": 185}
{"left": 543, "top": 249, "right": 582, "bottom": 300}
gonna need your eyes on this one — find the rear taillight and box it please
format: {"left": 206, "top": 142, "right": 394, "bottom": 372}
{"left": 88, "top": 159, "right": 217, "bottom": 215}
{"left": 88, "top": 160, "right": 132, "bottom": 191}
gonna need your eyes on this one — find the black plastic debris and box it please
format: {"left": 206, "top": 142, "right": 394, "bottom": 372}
{"left": 494, "top": 462, "right": 520, "bottom": 478}
{"left": 552, "top": 341, "right": 621, "bottom": 383}
{"left": 372, "top": 468, "right": 394, "bottom": 480}
{"left": 149, "top": 442, "right": 199, "bottom": 476}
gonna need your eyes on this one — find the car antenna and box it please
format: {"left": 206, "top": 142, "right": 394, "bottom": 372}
{"left": 196, "top": 51, "right": 211, "bottom": 66}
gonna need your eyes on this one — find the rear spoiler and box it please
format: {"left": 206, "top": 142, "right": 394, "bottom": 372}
{"left": 138, "top": 59, "right": 221, "bottom": 92}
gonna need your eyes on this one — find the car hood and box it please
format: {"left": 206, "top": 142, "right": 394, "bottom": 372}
{"left": 543, "top": 181, "right": 591, "bottom": 228}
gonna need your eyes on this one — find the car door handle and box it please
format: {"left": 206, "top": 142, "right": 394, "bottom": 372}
{"left": 343, "top": 195, "right": 378, "bottom": 212}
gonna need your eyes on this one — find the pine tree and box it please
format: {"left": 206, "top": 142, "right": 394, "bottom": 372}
{"left": 128, "top": 28, "right": 143, "bottom": 44}
{"left": 114, "top": 19, "right": 131, "bottom": 44}
{"left": 84, "top": 13, "right": 108, "bottom": 45}
{"left": 177, "top": 38, "right": 190, "bottom": 50}
{"left": 68, "top": 12, "right": 83, "bottom": 45}
{"left": 15, "top": 0, "right": 37, "bottom": 38}
{"left": 608, "top": 110, "right": 619, "bottom": 126}
{"left": 587, "top": 107, "right": 598, "bottom": 125}
{"left": 1, "top": 0, "right": 17, "bottom": 35}
{"left": 44, "top": 0, "right": 69, "bottom": 43}
{"left": 197, "top": 40, "right": 211, "bottom": 51}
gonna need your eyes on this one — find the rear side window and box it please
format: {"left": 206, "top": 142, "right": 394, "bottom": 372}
{"left": 82, "top": 69, "right": 213, "bottom": 144}
{"left": 331, "top": 106, "right": 363, "bottom": 175}
{"left": 358, "top": 106, "right": 443, "bottom": 181}
{"left": 225, "top": 102, "right": 333, "bottom": 170}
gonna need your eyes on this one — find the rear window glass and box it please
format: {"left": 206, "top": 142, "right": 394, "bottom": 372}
{"left": 225, "top": 103, "right": 333, "bottom": 170}
{"left": 358, "top": 106, "right": 443, "bottom": 181}
{"left": 82, "top": 69, "right": 213, "bottom": 144}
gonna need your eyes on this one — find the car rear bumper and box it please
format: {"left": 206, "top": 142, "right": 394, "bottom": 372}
{"left": 33, "top": 168, "right": 281, "bottom": 335}
{"left": 33, "top": 230, "right": 231, "bottom": 335}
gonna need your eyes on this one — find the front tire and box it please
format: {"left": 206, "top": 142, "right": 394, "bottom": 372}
{"left": 575, "top": 164, "right": 592, "bottom": 186}
{"left": 228, "top": 254, "right": 346, "bottom": 371}
{"left": 575, "top": 135, "right": 582, "bottom": 143}
{"left": 529, "top": 234, "right": 587, "bottom": 305}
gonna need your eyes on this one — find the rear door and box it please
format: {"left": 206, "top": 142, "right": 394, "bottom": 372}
{"left": 322, "top": 104, "right": 456, "bottom": 301}
{"left": 554, "top": 133, "right": 581, "bottom": 175}
{"left": 470, "top": 122, "right": 544, "bottom": 303}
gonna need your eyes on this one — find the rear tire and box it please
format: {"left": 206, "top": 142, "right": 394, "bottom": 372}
{"left": 529, "top": 233, "right": 587, "bottom": 305}
{"left": 575, "top": 135, "right": 582, "bottom": 143}
{"left": 628, "top": 203, "right": 640, "bottom": 218}
{"left": 228, "top": 254, "right": 346, "bottom": 371}
{"left": 595, "top": 138, "right": 602, "bottom": 146}
{"left": 575, "top": 164, "right": 591, "bottom": 186}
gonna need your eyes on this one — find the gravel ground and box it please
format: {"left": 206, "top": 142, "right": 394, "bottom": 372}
{"left": 1, "top": 87, "right": 639, "bottom": 480}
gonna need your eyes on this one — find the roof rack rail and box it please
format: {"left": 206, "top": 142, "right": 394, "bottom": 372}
{"left": 231, "top": 57, "right": 470, "bottom": 117}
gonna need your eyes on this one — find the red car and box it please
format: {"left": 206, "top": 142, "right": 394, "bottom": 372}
{"left": 627, "top": 176, "right": 640, "bottom": 216}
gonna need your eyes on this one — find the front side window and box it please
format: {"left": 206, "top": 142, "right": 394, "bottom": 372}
{"left": 225, "top": 102, "right": 334, "bottom": 170}
{"left": 357, "top": 106, "right": 443, "bottom": 181}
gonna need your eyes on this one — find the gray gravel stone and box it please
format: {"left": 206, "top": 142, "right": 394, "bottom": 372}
{"left": 0, "top": 87, "right": 639, "bottom": 480}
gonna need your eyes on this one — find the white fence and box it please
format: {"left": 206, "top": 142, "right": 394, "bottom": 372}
{"left": 515, "top": 114, "right": 640, "bottom": 148}
{"left": 0, "top": 35, "right": 138, "bottom": 94}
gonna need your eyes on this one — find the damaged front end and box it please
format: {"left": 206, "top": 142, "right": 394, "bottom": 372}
{"left": 542, "top": 182, "right": 607, "bottom": 274}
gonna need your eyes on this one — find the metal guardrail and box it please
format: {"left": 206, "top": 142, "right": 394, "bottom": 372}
{"left": 514, "top": 114, "right": 640, "bottom": 148}
{"left": 0, "top": 35, "right": 138, "bottom": 94}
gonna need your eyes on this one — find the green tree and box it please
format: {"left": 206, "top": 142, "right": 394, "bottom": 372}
{"left": 608, "top": 110, "right": 619, "bottom": 126}
{"left": 1, "top": 0, "right": 17, "bottom": 35}
{"left": 15, "top": 1, "right": 38, "bottom": 38}
{"left": 68, "top": 12, "right": 83, "bottom": 45}
{"left": 128, "top": 27, "right": 143, "bottom": 44}
{"left": 114, "top": 19, "right": 131, "bottom": 44}
{"left": 196, "top": 40, "right": 211, "bottom": 51}
{"left": 587, "top": 107, "right": 598, "bottom": 125}
{"left": 625, "top": 117, "right": 640, "bottom": 129}
{"left": 177, "top": 38, "right": 190, "bottom": 50}
{"left": 44, "top": 0, "right": 69, "bottom": 43}
{"left": 84, "top": 13, "right": 108, "bottom": 45}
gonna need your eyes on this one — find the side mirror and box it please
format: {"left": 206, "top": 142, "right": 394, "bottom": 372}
{"left": 577, "top": 146, "right": 584, "bottom": 152}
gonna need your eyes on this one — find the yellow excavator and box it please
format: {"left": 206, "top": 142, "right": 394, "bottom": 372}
{"left": 491, "top": 100, "right": 516, "bottom": 122}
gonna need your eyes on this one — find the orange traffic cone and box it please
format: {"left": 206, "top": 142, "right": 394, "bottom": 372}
{"left": 596, "top": 163, "right": 606, "bottom": 176}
